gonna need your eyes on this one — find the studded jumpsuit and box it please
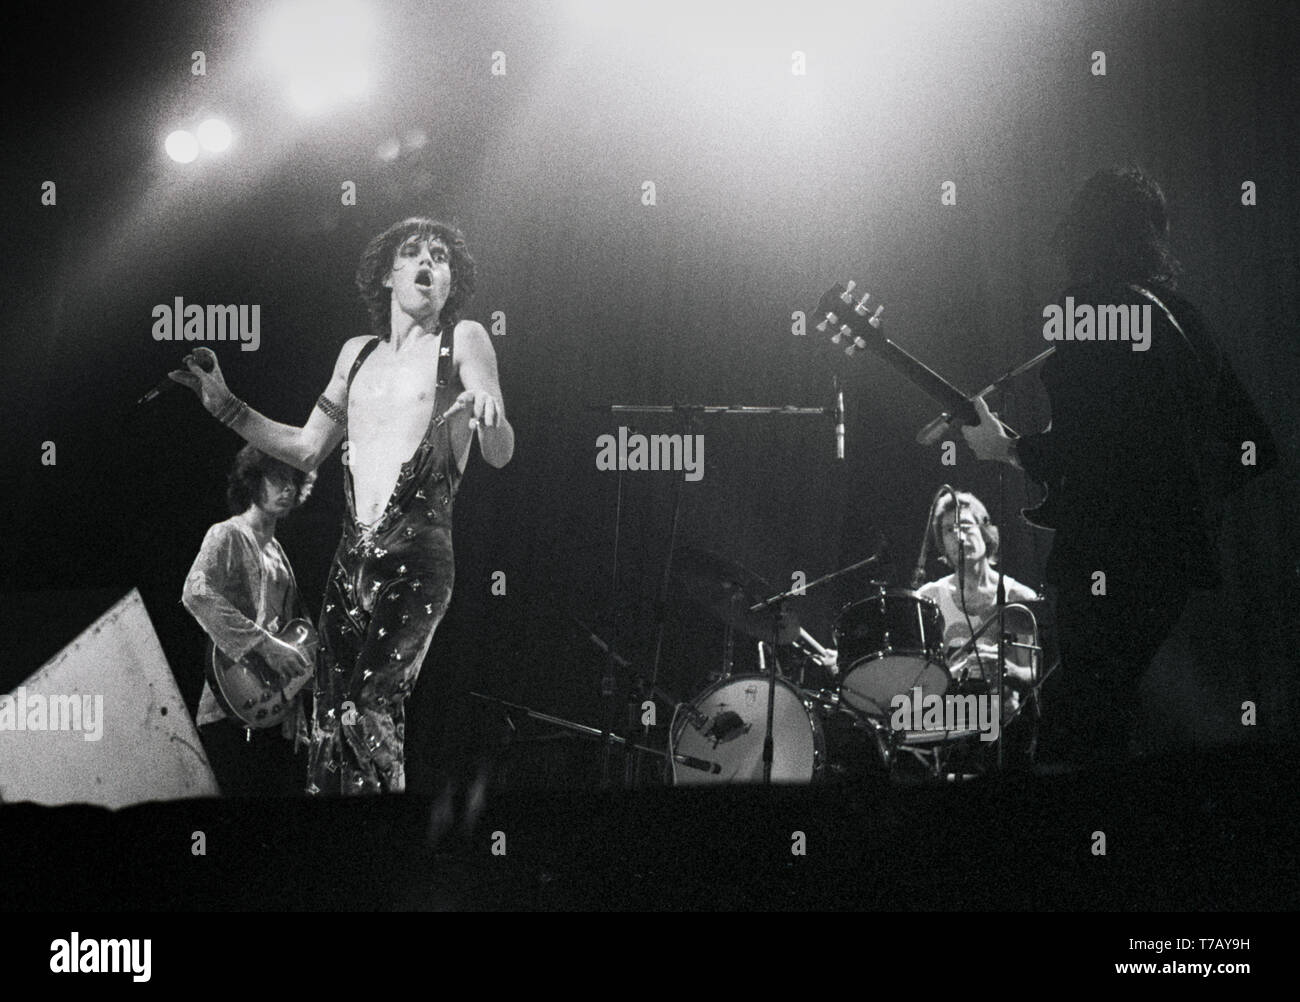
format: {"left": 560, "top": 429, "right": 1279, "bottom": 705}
{"left": 307, "top": 335, "right": 460, "bottom": 795}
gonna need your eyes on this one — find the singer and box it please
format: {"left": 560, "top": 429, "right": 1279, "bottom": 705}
{"left": 170, "top": 218, "right": 514, "bottom": 794}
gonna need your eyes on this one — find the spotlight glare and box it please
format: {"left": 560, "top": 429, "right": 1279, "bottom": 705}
{"left": 265, "top": 0, "right": 374, "bottom": 112}
{"left": 337, "top": 67, "right": 369, "bottom": 99}
{"left": 196, "top": 118, "right": 233, "bottom": 152}
{"left": 164, "top": 130, "right": 199, "bottom": 164}
{"left": 289, "top": 76, "right": 330, "bottom": 114}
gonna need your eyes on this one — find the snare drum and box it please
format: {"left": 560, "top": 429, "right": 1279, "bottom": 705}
{"left": 669, "top": 674, "right": 824, "bottom": 785}
{"left": 833, "top": 588, "right": 948, "bottom": 717}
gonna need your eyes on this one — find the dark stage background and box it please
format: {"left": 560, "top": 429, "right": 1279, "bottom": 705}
{"left": 2, "top": 0, "right": 1297, "bottom": 795}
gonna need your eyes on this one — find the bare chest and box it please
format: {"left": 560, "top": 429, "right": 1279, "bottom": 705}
{"left": 348, "top": 341, "right": 441, "bottom": 432}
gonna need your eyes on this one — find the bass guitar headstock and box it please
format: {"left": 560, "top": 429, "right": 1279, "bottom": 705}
{"left": 813, "top": 281, "right": 885, "bottom": 356}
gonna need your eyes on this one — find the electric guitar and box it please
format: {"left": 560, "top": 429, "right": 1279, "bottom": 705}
{"left": 207, "top": 619, "right": 318, "bottom": 729}
{"left": 812, "top": 281, "right": 1060, "bottom": 529}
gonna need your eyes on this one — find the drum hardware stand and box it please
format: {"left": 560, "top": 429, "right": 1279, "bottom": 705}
{"left": 719, "top": 622, "right": 736, "bottom": 682}
{"left": 589, "top": 400, "right": 836, "bottom": 788}
{"left": 596, "top": 457, "right": 627, "bottom": 790}
{"left": 749, "top": 544, "right": 885, "bottom": 783}
{"left": 995, "top": 400, "right": 1010, "bottom": 774}
{"left": 573, "top": 609, "right": 641, "bottom": 785}
{"left": 468, "top": 690, "right": 719, "bottom": 779}
{"left": 995, "top": 541, "right": 1008, "bottom": 773}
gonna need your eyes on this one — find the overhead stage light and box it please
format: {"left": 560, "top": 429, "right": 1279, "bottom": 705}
{"left": 164, "top": 130, "right": 199, "bottom": 164}
{"left": 196, "top": 118, "right": 233, "bottom": 152}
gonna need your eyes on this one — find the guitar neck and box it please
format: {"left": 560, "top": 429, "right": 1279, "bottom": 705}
{"left": 866, "top": 334, "right": 1019, "bottom": 438}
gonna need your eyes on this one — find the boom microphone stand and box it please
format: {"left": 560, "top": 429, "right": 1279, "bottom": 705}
{"left": 748, "top": 545, "right": 884, "bottom": 782}
{"left": 589, "top": 401, "right": 832, "bottom": 787}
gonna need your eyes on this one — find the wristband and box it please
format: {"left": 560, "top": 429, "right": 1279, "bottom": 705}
{"left": 215, "top": 394, "right": 247, "bottom": 428}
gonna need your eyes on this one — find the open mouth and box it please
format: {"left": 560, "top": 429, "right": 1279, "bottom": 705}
{"left": 414, "top": 268, "right": 433, "bottom": 289}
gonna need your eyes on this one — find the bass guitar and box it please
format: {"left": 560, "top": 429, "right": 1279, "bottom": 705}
{"left": 811, "top": 281, "right": 1059, "bottom": 529}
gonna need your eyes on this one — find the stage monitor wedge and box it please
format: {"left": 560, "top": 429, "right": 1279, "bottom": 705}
{"left": 0, "top": 588, "right": 218, "bottom": 807}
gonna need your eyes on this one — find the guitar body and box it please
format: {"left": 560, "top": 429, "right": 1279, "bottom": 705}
{"left": 207, "top": 618, "right": 318, "bottom": 729}
{"left": 813, "top": 282, "right": 1060, "bottom": 530}
{"left": 1019, "top": 488, "right": 1061, "bottom": 530}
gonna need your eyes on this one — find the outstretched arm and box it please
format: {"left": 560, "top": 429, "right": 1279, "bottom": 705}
{"left": 168, "top": 341, "right": 367, "bottom": 472}
{"left": 449, "top": 320, "right": 515, "bottom": 468}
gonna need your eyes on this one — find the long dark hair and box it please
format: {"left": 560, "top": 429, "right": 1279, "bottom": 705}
{"left": 1053, "top": 167, "right": 1180, "bottom": 289}
{"left": 355, "top": 217, "right": 477, "bottom": 338}
{"left": 226, "top": 445, "right": 317, "bottom": 515}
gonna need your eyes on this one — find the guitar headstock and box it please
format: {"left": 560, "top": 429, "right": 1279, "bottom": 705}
{"left": 813, "top": 281, "right": 885, "bottom": 356}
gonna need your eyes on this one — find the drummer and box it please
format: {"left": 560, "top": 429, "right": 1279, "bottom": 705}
{"left": 916, "top": 490, "right": 1039, "bottom": 715}
{"left": 805, "top": 490, "right": 1039, "bottom": 709}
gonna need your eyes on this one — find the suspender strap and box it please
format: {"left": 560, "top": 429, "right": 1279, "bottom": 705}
{"left": 346, "top": 337, "right": 383, "bottom": 395}
{"left": 436, "top": 320, "right": 455, "bottom": 388}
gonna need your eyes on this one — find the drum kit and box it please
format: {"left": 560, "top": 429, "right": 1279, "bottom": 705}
{"left": 474, "top": 544, "right": 1044, "bottom": 788}
{"left": 665, "top": 547, "right": 1042, "bottom": 785}
{"left": 481, "top": 320, "right": 1056, "bottom": 786}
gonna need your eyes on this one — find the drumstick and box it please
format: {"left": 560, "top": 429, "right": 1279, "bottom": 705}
{"left": 796, "top": 628, "right": 830, "bottom": 657}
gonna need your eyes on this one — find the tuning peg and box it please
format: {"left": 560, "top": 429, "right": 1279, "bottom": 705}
{"left": 831, "top": 324, "right": 851, "bottom": 344}
{"left": 852, "top": 335, "right": 868, "bottom": 351}
{"left": 853, "top": 292, "right": 871, "bottom": 314}
{"left": 868, "top": 304, "right": 884, "bottom": 328}
{"left": 815, "top": 317, "right": 831, "bottom": 333}
{"left": 839, "top": 280, "right": 856, "bottom": 304}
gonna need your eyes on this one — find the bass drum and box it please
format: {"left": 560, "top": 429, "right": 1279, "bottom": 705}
{"left": 669, "top": 675, "right": 824, "bottom": 785}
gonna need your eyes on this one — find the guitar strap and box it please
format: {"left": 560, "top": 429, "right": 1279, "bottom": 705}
{"left": 1127, "top": 283, "right": 1218, "bottom": 458}
{"left": 276, "top": 537, "right": 306, "bottom": 622}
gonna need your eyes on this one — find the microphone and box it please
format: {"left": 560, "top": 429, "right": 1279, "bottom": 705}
{"left": 912, "top": 484, "right": 951, "bottom": 588}
{"left": 138, "top": 352, "right": 215, "bottom": 405}
{"left": 834, "top": 378, "right": 845, "bottom": 461}
{"left": 673, "top": 753, "right": 722, "bottom": 775}
{"left": 434, "top": 398, "right": 468, "bottom": 428}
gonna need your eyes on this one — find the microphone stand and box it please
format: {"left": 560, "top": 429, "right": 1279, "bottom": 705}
{"left": 598, "top": 463, "right": 626, "bottom": 788}
{"left": 634, "top": 408, "right": 695, "bottom": 788}
{"left": 914, "top": 346, "right": 1055, "bottom": 446}
{"left": 588, "top": 400, "right": 831, "bottom": 787}
{"left": 749, "top": 546, "right": 884, "bottom": 783}
{"left": 995, "top": 515, "right": 1007, "bottom": 774}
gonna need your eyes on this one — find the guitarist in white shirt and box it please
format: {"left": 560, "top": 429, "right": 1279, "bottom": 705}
{"left": 182, "top": 445, "right": 317, "bottom": 796}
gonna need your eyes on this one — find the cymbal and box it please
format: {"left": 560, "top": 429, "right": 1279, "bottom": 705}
{"left": 672, "top": 546, "right": 801, "bottom": 644}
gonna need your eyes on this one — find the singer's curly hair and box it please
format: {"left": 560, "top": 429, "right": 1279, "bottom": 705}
{"left": 355, "top": 217, "right": 476, "bottom": 338}
{"left": 226, "top": 445, "right": 317, "bottom": 515}
{"left": 1052, "top": 166, "right": 1180, "bottom": 289}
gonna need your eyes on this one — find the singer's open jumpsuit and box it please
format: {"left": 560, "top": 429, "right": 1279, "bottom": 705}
{"left": 307, "top": 333, "right": 461, "bottom": 795}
